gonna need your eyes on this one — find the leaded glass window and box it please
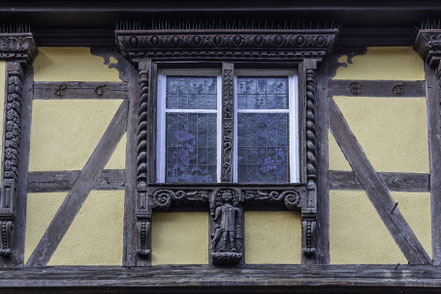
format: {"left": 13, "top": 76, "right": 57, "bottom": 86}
{"left": 157, "top": 69, "right": 298, "bottom": 184}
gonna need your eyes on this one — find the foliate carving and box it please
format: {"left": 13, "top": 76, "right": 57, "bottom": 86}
{"left": 414, "top": 29, "right": 441, "bottom": 69}
{"left": 210, "top": 189, "right": 243, "bottom": 265}
{"left": 221, "top": 68, "right": 234, "bottom": 182}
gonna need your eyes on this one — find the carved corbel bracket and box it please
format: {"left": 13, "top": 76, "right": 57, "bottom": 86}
{"left": 414, "top": 29, "right": 441, "bottom": 74}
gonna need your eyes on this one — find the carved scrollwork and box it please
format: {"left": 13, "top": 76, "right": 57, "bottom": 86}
{"left": 282, "top": 191, "right": 302, "bottom": 210}
{"left": 392, "top": 84, "right": 404, "bottom": 95}
{"left": 151, "top": 189, "right": 173, "bottom": 210}
{"left": 243, "top": 189, "right": 303, "bottom": 210}
{"left": 349, "top": 82, "right": 361, "bottom": 95}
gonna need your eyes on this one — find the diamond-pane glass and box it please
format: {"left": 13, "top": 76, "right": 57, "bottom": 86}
{"left": 238, "top": 113, "right": 289, "bottom": 183}
{"left": 166, "top": 76, "right": 217, "bottom": 109}
{"left": 237, "top": 77, "right": 288, "bottom": 109}
{"left": 166, "top": 113, "right": 217, "bottom": 183}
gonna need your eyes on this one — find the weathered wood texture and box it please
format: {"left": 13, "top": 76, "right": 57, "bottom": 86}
{"left": 328, "top": 80, "right": 425, "bottom": 97}
{"left": 425, "top": 63, "right": 441, "bottom": 265}
{"left": 0, "top": 265, "right": 440, "bottom": 293}
{"left": 124, "top": 63, "right": 141, "bottom": 267}
{"left": 33, "top": 82, "right": 128, "bottom": 99}
{"left": 329, "top": 170, "right": 430, "bottom": 192}
{"left": 315, "top": 59, "right": 329, "bottom": 264}
{"left": 27, "top": 169, "right": 125, "bottom": 192}
{"left": 329, "top": 97, "right": 431, "bottom": 264}
{"left": 26, "top": 100, "right": 128, "bottom": 267}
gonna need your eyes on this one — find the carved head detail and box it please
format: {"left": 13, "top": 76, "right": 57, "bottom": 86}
{"left": 216, "top": 189, "right": 240, "bottom": 206}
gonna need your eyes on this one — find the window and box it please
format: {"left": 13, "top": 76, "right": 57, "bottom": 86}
{"left": 157, "top": 68, "right": 298, "bottom": 184}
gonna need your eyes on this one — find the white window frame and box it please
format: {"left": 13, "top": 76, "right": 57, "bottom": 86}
{"left": 156, "top": 69, "right": 222, "bottom": 183}
{"left": 156, "top": 68, "right": 299, "bottom": 184}
{"left": 233, "top": 69, "right": 299, "bottom": 183}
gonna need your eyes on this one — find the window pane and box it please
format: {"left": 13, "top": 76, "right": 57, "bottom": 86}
{"left": 238, "top": 113, "right": 289, "bottom": 183}
{"left": 237, "top": 77, "right": 288, "bottom": 109}
{"left": 166, "top": 113, "right": 217, "bottom": 183}
{"left": 166, "top": 76, "right": 217, "bottom": 109}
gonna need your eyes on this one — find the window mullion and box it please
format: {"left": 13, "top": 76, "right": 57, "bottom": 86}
{"left": 220, "top": 62, "right": 235, "bottom": 183}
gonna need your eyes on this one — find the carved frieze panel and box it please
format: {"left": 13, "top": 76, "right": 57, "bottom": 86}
{"left": 115, "top": 21, "right": 337, "bottom": 62}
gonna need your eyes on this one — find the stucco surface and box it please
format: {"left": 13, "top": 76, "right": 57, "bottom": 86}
{"left": 34, "top": 47, "right": 121, "bottom": 82}
{"left": 245, "top": 211, "right": 301, "bottom": 264}
{"left": 25, "top": 190, "right": 124, "bottom": 265}
{"left": 29, "top": 99, "right": 126, "bottom": 171}
{"left": 334, "top": 47, "right": 424, "bottom": 80}
{"left": 152, "top": 212, "right": 209, "bottom": 265}
{"left": 329, "top": 96, "right": 429, "bottom": 173}
{"left": 330, "top": 190, "right": 431, "bottom": 264}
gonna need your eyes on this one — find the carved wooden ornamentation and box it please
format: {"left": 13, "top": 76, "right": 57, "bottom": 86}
{"left": 221, "top": 65, "right": 234, "bottom": 183}
{"left": 0, "top": 30, "right": 36, "bottom": 259}
{"left": 115, "top": 20, "right": 338, "bottom": 266}
{"left": 135, "top": 60, "right": 152, "bottom": 258}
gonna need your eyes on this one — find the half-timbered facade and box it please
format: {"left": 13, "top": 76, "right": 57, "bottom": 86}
{"left": 0, "top": 1, "right": 441, "bottom": 293}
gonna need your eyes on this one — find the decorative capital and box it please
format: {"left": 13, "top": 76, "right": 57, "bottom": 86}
{"left": 414, "top": 29, "right": 441, "bottom": 68}
{"left": 0, "top": 33, "right": 37, "bottom": 65}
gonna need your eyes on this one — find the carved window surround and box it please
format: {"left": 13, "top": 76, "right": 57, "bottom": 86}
{"left": 115, "top": 21, "right": 338, "bottom": 266}
{"left": 0, "top": 27, "right": 37, "bottom": 265}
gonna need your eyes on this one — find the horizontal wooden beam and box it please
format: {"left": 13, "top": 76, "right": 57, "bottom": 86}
{"left": 33, "top": 82, "right": 128, "bottom": 100}
{"left": 27, "top": 169, "right": 125, "bottom": 193}
{"left": 0, "top": 265, "right": 440, "bottom": 293}
{"left": 329, "top": 170, "right": 430, "bottom": 192}
{"left": 328, "top": 80, "right": 425, "bottom": 97}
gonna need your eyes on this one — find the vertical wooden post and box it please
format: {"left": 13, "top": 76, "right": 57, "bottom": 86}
{"left": 134, "top": 59, "right": 152, "bottom": 266}
{"left": 0, "top": 30, "right": 36, "bottom": 267}
{"left": 301, "top": 58, "right": 319, "bottom": 264}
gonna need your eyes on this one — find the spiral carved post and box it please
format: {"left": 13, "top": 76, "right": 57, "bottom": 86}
{"left": 135, "top": 59, "right": 152, "bottom": 258}
{"left": 302, "top": 59, "right": 318, "bottom": 261}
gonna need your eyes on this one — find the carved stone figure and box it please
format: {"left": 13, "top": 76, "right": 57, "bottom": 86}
{"left": 210, "top": 189, "right": 243, "bottom": 265}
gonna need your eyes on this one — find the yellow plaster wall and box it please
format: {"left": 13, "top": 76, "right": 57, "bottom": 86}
{"left": 330, "top": 190, "right": 431, "bottom": 264}
{"left": 25, "top": 47, "right": 127, "bottom": 266}
{"left": 329, "top": 97, "right": 428, "bottom": 173}
{"left": 245, "top": 211, "right": 301, "bottom": 264}
{"left": 152, "top": 212, "right": 209, "bottom": 265}
{"left": 34, "top": 47, "right": 121, "bottom": 82}
{"left": 334, "top": 47, "right": 424, "bottom": 80}
{"left": 29, "top": 100, "right": 126, "bottom": 171}
{"left": 25, "top": 190, "right": 124, "bottom": 265}
{"left": 329, "top": 47, "right": 431, "bottom": 264}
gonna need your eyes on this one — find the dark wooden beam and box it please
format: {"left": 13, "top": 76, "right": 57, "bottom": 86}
{"left": 329, "top": 97, "right": 431, "bottom": 265}
{"left": 27, "top": 169, "right": 125, "bottom": 193}
{"left": 328, "top": 80, "right": 425, "bottom": 97}
{"left": 329, "top": 170, "right": 430, "bottom": 192}
{"left": 0, "top": 265, "right": 440, "bottom": 293}
{"left": 26, "top": 100, "right": 128, "bottom": 267}
{"left": 33, "top": 82, "right": 128, "bottom": 100}
{"left": 425, "top": 63, "right": 441, "bottom": 265}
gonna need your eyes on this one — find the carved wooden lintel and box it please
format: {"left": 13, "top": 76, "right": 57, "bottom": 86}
{"left": 115, "top": 21, "right": 338, "bottom": 62}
